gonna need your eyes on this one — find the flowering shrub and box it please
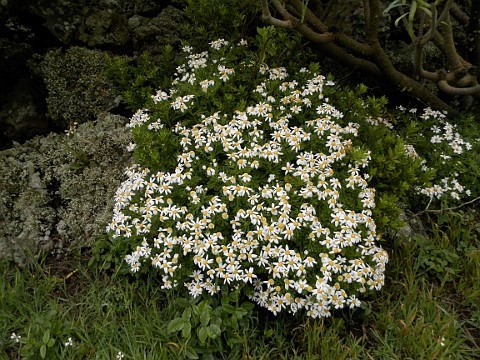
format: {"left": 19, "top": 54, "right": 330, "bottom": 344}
{"left": 398, "top": 107, "right": 476, "bottom": 206}
{"left": 107, "top": 38, "right": 392, "bottom": 318}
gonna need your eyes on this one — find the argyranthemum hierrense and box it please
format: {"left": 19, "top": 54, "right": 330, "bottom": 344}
{"left": 107, "top": 38, "right": 390, "bottom": 318}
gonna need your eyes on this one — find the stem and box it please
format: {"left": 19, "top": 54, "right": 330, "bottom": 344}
{"left": 364, "top": 0, "right": 380, "bottom": 43}
{"left": 290, "top": 0, "right": 372, "bottom": 56}
{"left": 414, "top": 13, "right": 438, "bottom": 81}
{"left": 449, "top": 2, "right": 469, "bottom": 26}
{"left": 440, "top": 11, "right": 462, "bottom": 69}
{"left": 437, "top": 80, "right": 480, "bottom": 95}
{"left": 412, "top": 196, "right": 480, "bottom": 217}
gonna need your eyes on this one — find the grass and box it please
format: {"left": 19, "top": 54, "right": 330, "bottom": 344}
{"left": 1, "top": 208, "right": 479, "bottom": 359}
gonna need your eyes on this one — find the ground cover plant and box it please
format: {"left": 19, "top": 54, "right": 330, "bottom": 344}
{"left": 1, "top": 23, "right": 480, "bottom": 360}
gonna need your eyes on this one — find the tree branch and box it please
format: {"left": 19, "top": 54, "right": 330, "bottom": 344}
{"left": 364, "top": 0, "right": 380, "bottom": 44}
{"left": 414, "top": 13, "right": 440, "bottom": 82}
{"left": 440, "top": 11, "right": 463, "bottom": 69}
{"left": 449, "top": 2, "right": 469, "bottom": 26}
{"left": 262, "top": 0, "right": 459, "bottom": 115}
{"left": 290, "top": 0, "right": 373, "bottom": 56}
{"left": 412, "top": 196, "right": 480, "bottom": 217}
{"left": 438, "top": 79, "right": 480, "bottom": 95}
{"left": 262, "top": 0, "right": 297, "bottom": 28}
{"left": 264, "top": 0, "right": 335, "bottom": 43}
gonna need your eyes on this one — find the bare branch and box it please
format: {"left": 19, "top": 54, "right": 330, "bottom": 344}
{"left": 414, "top": 15, "right": 440, "bottom": 82}
{"left": 268, "top": 0, "right": 335, "bottom": 43}
{"left": 440, "top": 12, "right": 463, "bottom": 69}
{"left": 449, "top": 2, "right": 469, "bottom": 25}
{"left": 262, "top": 0, "right": 461, "bottom": 115}
{"left": 438, "top": 79, "right": 480, "bottom": 95}
{"left": 289, "top": 0, "right": 373, "bottom": 56}
{"left": 364, "top": 0, "right": 380, "bottom": 43}
{"left": 412, "top": 196, "right": 480, "bottom": 217}
{"left": 261, "top": 0, "right": 297, "bottom": 28}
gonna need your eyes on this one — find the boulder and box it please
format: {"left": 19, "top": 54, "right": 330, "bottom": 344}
{"left": 0, "top": 113, "right": 132, "bottom": 264}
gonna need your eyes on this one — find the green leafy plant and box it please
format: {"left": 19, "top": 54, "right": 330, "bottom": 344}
{"left": 174, "top": 0, "right": 261, "bottom": 48}
{"left": 106, "top": 30, "right": 475, "bottom": 328}
{"left": 105, "top": 46, "right": 176, "bottom": 111}
{"left": 88, "top": 234, "right": 131, "bottom": 273}
{"left": 167, "top": 289, "right": 254, "bottom": 359}
{"left": 14, "top": 310, "right": 63, "bottom": 359}
{"left": 108, "top": 36, "right": 397, "bottom": 319}
{"left": 413, "top": 235, "right": 460, "bottom": 285}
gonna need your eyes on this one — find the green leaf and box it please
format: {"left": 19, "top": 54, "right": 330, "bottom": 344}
{"left": 264, "top": 329, "right": 274, "bottom": 338}
{"left": 40, "top": 344, "right": 47, "bottom": 359}
{"left": 394, "top": 12, "right": 410, "bottom": 28}
{"left": 230, "top": 314, "right": 239, "bottom": 331}
{"left": 226, "top": 290, "right": 240, "bottom": 303}
{"left": 42, "top": 330, "right": 50, "bottom": 344}
{"left": 211, "top": 316, "right": 222, "bottom": 328}
{"left": 235, "top": 308, "right": 248, "bottom": 319}
{"left": 207, "top": 324, "right": 221, "bottom": 339}
{"left": 182, "top": 322, "right": 192, "bottom": 339}
{"left": 200, "top": 307, "right": 211, "bottom": 326}
{"left": 240, "top": 301, "right": 255, "bottom": 312}
{"left": 198, "top": 326, "right": 208, "bottom": 344}
{"left": 226, "top": 334, "right": 243, "bottom": 348}
{"left": 383, "top": 0, "right": 405, "bottom": 15}
{"left": 221, "top": 302, "right": 236, "bottom": 314}
{"left": 167, "top": 317, "right": 185, "bottom": 334}
{"left": 202, "top": 353, "right": 215, "bottom": 360}
{"left": 185, "top": 347, "right": 199, "bottom": 359}
{"left": 182, "top": 307, "right": 192, "bottom": 321}
{"left": 419, "top": 5, "right": 432, "bottom": 17}
{"left": 47, "top": 338, "right": 55, "bottom": 347}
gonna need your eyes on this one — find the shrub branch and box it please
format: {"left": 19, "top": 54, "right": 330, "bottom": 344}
{"left": 262, "top": 0, "right": 480, "bottom": 115}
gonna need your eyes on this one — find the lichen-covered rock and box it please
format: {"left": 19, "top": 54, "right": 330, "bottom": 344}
{"left": 0, "top": 113, "right": 132, "bottom": 264}
{"left": 128, "top": 5, "right": 187, "bottom": 55}
{"left": 77, "top": 8, "right": 129, "bottom": 47}
{"left": 32, "top": 46, "right": 118, "bottom": 128}
{"left": 21, "top": 0, "right": 165, "bottom": 46}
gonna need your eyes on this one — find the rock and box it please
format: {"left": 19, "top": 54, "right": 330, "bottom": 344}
{"left": 32, "top": 46, "right": 118, "bottom": 128}
{"left": 0, "top": 113, "right": 133, "bottom": 264}
{"left": 128, "top": 5, "right": 187, "bottom": 55}
{"left": 78, "top": 8, "right": 129, "bottom": 48}
{"left": 0, "top": 74, "right": 48, "bottom": 144}
{"left": 18, "top": 0, "right": 170, "bottom": 48}
{"left": 0, "top": 17, "right": 50, "bottom": 146}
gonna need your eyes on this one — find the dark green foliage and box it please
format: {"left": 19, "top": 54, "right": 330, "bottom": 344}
{"left": 105, "top": 46, "right": 176, "bottom": 112}
{"left": 315, "top": 83, "right": 434, "bottom": 235}
{"left": 167, "top": 289, "right": 255, "bottom": 359}
{"left": 174, "top": 0, "right": 261, "bottom": 47}
{"left": 404, "top": 113, "right": 480, "bottom": 202}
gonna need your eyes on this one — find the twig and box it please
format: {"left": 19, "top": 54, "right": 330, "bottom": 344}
{"left": 412, "top": 195, "right": 480, "bottom": 218}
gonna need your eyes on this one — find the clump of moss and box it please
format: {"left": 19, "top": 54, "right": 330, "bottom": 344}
{"left": 0, "top": 114, "right": 132, "bottom": 264}
{"left": 32, "top": 47, "right": 117, "bottom": 128}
